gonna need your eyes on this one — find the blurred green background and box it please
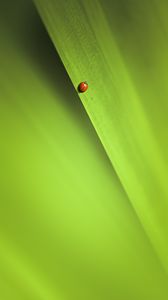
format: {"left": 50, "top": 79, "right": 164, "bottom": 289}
{"left": 0, "top": 0, "right": 168, "bottom": 299}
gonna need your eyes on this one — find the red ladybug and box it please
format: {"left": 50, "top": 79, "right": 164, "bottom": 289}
{"left": 78, "top": 81, "right": 88, "bottom": 93}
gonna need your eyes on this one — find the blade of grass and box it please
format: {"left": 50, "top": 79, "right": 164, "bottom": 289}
{"left": 34, "top": 0, "right": 168, "bottom": 273}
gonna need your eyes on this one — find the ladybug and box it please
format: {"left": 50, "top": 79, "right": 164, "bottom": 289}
{"left": 78, "top": 81, "right": 88, "bottom": 93}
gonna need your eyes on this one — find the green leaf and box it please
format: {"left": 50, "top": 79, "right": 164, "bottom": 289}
{"left": 35, "top": 0, "right": 168, "bottom": 274}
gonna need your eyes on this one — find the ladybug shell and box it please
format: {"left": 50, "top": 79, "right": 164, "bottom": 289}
{"left": 78, "top": 81, "right": 88, "bottom": 93}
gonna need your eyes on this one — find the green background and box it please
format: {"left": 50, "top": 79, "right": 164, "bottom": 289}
{"left": 0, "top": 0, "right": 168, "bottom": 299}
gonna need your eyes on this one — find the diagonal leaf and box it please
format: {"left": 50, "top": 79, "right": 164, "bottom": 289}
{"left": 34, "top": 0, "right": 168, "bottom": 273}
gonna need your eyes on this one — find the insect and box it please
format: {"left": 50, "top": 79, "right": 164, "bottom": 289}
{"left": 78, "top": 81, "right": 88, "bottom": 93}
